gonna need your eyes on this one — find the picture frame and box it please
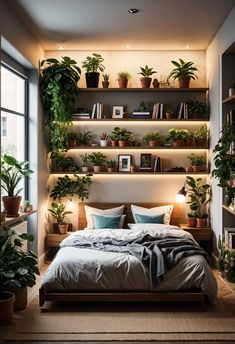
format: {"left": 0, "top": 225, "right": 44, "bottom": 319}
{"left": 118, "top": 154, "right": 131, "bottom": 172}
{"left": 112, "top": 106, "right": 124, "bottom": 119}
{"left": 140, "top": 153, "right": 153, "bottom": 171}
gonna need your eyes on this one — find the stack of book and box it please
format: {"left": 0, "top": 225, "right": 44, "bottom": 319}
{"left": 128, "top": 110, "right": 151, "bottom": 119}
{"left": 177, "top": 102, "right": 188, "bottom": 119}
{"left": 91, "top": 103, "right": 104, "bottom": 119}
{"left": 152, "top": 103, "right": 164, "bottom": 119}
{"left": 73, "top": 107, "right": 90, "bottom": 119}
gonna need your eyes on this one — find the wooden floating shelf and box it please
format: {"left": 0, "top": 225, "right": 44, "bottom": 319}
{"left": 1, "top": 210, "right": 37, "bottom": 227}
{"left": 223, "top": 204, "right": 235, "bottom": 216}
{"left": 51, "top": 172, "right": 209, "bottom": 175}
{"left": 72, "top": 118, "right": 209, "bottom": 122}
{"left": 68, "top": 146, "right": 208, "bottom": 150}
{"left": 79, "top": 88, "right": 209, "bottom": 93}
{"left": 223, "top": 94, "right": 235, "bottom": 104}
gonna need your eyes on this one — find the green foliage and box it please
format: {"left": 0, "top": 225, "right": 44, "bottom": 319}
{"left": 48, "top": 202, "right": 72, "bottom": 224}
{"left": 187, "top": 100, "right": 208, "bottom": 116}
{"left": 185, "top": 176, "right": 210, "bottom": 218}
{"left": 82, "top": 53, "right": 104, "bottom": 73}
{"left": 80, "top": 153, "right": 90, "bottom": 167}
{"left": 187, "top": 154, "right": 206, "bottom": 166}
{"left": 0, "top": 154, "right": 33, "bottom": 197}
{"left": 102, "top": 73, "right": 110, "bottom": 81}
{"left": 68, "top": 131, "right": 79, "bottom": 141}
{"left": 0, "top": 227, "right": 39, "bottom": 291}
{"left": 110, "top": 127, "right": 135, "bottom": 143}
{"left": 138, "top": 65, "right": 157, "bottom": 77}
{"left": 169, "top": 59, "right": 198, "bottom": 80}
{"left": 142, "top": 132, "right": 161, "bottom": 145}
{"left": 168, "top": 128, "right": 191, "bottom": 140}
{"left": 107, "top": 159, "right": 117, "bottom": 168}
{"left": 117, "top": 71, "right": 131, "bottom": 79}
{"left": 53, "top": 152, "right": 78, "bottom": 171}
{"left": 50, "top": 174, "right": 93, "bottom": 202}
{"left": 194, "top": 124, "right": 209, "bottom": 140}
{"left": 88, "top": 152, "right": 106, "bottom": 166}
{"left": 218, "top": 236, "right": 235, "bottom": 282}
{"left": 78, "top": 130, "right": 92, "bottom": 145}
{"left": 100, "top": 132, "right": 108, "bottom": 140}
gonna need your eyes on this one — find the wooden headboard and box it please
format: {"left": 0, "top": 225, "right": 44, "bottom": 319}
{"left": 78, "top": 203, "right": 180, "bottom": 229}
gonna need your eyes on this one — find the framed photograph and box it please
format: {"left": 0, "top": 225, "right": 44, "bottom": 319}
{"left": 112, "top": 106, "right": 124, "bottom": 119}
{"left": 140, "top": 153, "right": 153, "bottom": 171}
{"left": 118, "top": 154, "right": 131, "bottom": 172}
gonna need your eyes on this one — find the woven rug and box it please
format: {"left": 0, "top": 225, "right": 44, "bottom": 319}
{"left": 4, "top": 271, "right": 235, "bottom": 343}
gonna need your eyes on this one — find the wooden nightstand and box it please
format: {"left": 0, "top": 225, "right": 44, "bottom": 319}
{"left": 179, "top": 224, "right": 212, "bottom": 254}
{"left": 45, "top": 232, "right": 72, "bottom": 263}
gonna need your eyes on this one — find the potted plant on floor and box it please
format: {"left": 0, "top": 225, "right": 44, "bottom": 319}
{"left": 0, "top": 154, "right": 33, "bottom": 217}
{"left": 185, "top": 176, "right": 211, "bottom": 227}
{"left": 107, "top": 159, "right": 117, "bottom": 173}
{"left": 187, "top": 154, "right": 206, "bottom": 172}
{"left": 48, "top": 202, "right": 72, "bottom": 234}
{"left": 88, "top": 152, "right": 106, "bottom": 172}
{"left": 187, "top": 100, "right": 208, "bottom": 119}
{"left": 138, "top": 65, "right": 157, "bottom": 88}
{"left": 194, "top": 124, "right": 209, "bottom": 147}
{"left": 102, "top": 73, "right": 110, "bottom": 88}
{"left": 117, "top": 71, "right": 131, "bottom": 88}
{"left": 0, "top": 226, "right": 39, "bottom": 321}
{"left": 100, "top": 132, "right": 109, "bottom": 147}
{"left": 82, "top": 53, "right": 105, "bottom": 88}
{"left": 169, "top": 59, "right": 198, "bottom": 88}
{"left": 80, "top": 153, "right": 90, "bottom": 173}
{"left": 142, "top": 131, "right": 162, "bottom": 147}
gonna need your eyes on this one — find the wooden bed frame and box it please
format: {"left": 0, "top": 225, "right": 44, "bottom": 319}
{"left": 39, "top": 203, "right": 206, "bottom": 307}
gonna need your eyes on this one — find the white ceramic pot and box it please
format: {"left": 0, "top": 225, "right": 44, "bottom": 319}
{"left": 100, "top": 140, "right": 108, "bottom": 147}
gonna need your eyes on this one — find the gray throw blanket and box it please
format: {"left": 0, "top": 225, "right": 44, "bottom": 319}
{"left": 61, "top": 234, "right": 207, "bottom": 289}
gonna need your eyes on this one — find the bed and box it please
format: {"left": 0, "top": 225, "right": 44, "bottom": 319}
{"left": 39, "top": 203, "right": 217, "bottom": 307}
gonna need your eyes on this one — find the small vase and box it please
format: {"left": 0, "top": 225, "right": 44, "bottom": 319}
{"left": 130, "top": 165, "right": 137, "bottom": 173}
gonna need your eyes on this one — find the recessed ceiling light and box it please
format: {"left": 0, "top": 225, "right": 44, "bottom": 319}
{"left": 128, "top": 8, "right": 139, "bottom": 14}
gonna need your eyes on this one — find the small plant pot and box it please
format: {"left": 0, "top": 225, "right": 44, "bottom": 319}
{"left": 178, "top": 76, "right": 190, "bottom": 88}
{"left": 185, "top": 139, "right": 193, "bottom": 146}
{"left": 55, "top": 166, "right": 65, "bottom": 173}
{"left": 192, "top": 165, "right": 202, "bottom": 172}
{"left": 185, "top": 166, "right": 193, "bottom": 173}
{"left": 102, "top": 81, "right": 109, "bottom": 88}
{"left": 0, "top": 291, "right": 15, "bottom": 325}
{"left": 152, "top": 80, "right": 160, "bottom": 88}
{"left": 187, "top": 217, "right": 197, "bottom": 227}
{"left": 196, "top": 218, "right": 207, "bottom": 227}
{"left": 118, "top": 78, "right": 128, "bottom": 88}
{"left": 14, "top": 287, "right": 28, "bottom": 311}
{"left": 93, "top": 165, "right": 102, "bottom": 173}
{"left": 172, "top": 139, "right": 185, "bottom": 147}
{"left": 140, "top": 77, "right": 152, "bottom": 88}
{"left": 82, "top": 166, "right": 89, "bottom": 173}
{"left": 100, "top": 139, "right": 109, "bottom": 147}
{"left": 68, "top": 139, "right": 77, "bottom": 148}
{"left": 118, "top": 140, "right": 126, "bottom": 148}
{"left": 85, "top": 72, "right": 100, "bottom": 88}
{"left": 229, "top": 88, "right": 235, "bottom": 97}
{"left": 2, "top": 195, "right": 22, "bottom": 217}
{"left": 165, "top": 112, "right": 173, "bottom": 119}
{"left": 108, "top": 167, "right": 114, "bottom": 173}
{"left": 196, "top": 138, "right": 207, "bottom": 147}
{"left": 148, "top": 140, "right": 158, "bottom": 148}
{"left": 59, "top": 223, "right": 69, "bottom": 234}
{"left": 130, "top": 165, "right": 137, "bottom": 173}
{"left": 111, "top": 140, "right": 118, "bottom": 147}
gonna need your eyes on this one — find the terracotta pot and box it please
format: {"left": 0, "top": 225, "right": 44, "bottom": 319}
{"left": 0, "top": 291, "right": 15, "bottom": 325}
{"left": 59, "top": 223, "right": 69, "bottom": 234}
{"left": 82, "top": 166, "right": 89, "bottom": 173}
{"left": 111, "top": 140, "right": 118, "bottom": 147}
{"left": 196, "top": 218, "right": 207, "bottom": 227}
{"left": 93, "top": 165, "right": 102, "bottom": 173}
{"left": 152, "top": 80, "right": 160, "bottom": 88}
{"left": 130, "top": 165, "right": 137, "bottom": 173}
{"left": 196, "top": 138, "right": 207, "bottom": 147}
{"left": 118, "top": 140, "right": 126, "bottom": 148}
{"left": 118, "top": 78, "right": 128, "bottom": 88}
{"left": 172, "top": 139, "right": 185, "bottom": 147}
{"left": 14, "top": 287, "right": 27, "bottom": 310}
{"left": 68, "top": 139, "right": 77, "bottom": 148}
{"left": 55, "top": 166, "right": 65, "bottom": 173}
{"left": 187, "top": 217, "right": 197, "bottom": 227}
{"left": 192, "top": 165, "right": 202, "bottom": 172}
{"left": 148, "top": 140, "right": 157, "bottom": 148}
{"left": 178, "top": 76, "right": 190, "bottom": 88}
{"left": 2, "top": 195, "right": 22, "bottom": 217}
{"left": 108, "top": 167, "right": 114, "bottom": 173}
{"left": 140, "top": 77, "right": 152, "bottom": 88}
{"left": 102, "top": 81, "right": 109, "bottom": 88}
{"left": 185, "top": 166, "right": 193, "bottom": 173}
{"left": 165, "top": 112, "right": 173, "bottom": 119}
{"left": 185, "top": 139, "right": 193, "bottom": 146}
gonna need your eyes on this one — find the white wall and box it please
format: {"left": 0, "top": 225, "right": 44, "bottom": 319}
{"left": 206, "top": 5, "right": 235, "bottom": 245}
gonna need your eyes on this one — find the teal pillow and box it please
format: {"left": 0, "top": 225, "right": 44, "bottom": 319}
{"left": 135, "top": 213, "right": 165, "bottom": 224}
{"left": 92, "top": 214, "right": 122, "bottom": 229}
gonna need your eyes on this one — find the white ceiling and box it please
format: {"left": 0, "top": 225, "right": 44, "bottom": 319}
{"left": 10, "top": 0, "right": 235, "bottom": 51}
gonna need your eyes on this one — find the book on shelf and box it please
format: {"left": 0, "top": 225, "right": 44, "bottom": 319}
{"left": 90, "top": 103, "right": 104, "bottom": 119}
{"left": 152, "top": 103, "right": 164, "bottom": 119}
{"left": 153, "top": 157, "right": 162, "bottom": 172}
{"left": 177, "top": 102, "right": 189, "bottom": 119}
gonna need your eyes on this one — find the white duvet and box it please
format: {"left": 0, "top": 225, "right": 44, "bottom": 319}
{"left": 42, "top": 225, "right": 217, "bottom": 303}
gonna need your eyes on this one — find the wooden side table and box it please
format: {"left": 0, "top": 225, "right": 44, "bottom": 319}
{"left": 45, "top": 232, "right": 72, "bottom": 263}
{"left": 179, "top": 224, "right": 212, "bottom": 255}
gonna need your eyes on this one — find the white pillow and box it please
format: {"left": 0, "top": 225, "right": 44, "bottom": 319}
{"left": 84, "top": 205, "right": 125, "bottom": 229}
{"left": 131, "top": 204, "right": 173, "bottom": 225}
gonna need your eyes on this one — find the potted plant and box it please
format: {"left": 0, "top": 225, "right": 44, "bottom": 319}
{"left": 184, "top": 130, "right": 194, "bottom": 146}
{"left": 88, "top": 152, "right": 106, "bottom": 172}
{"left": 82, "top": 53, "right": 105, "bottom": 88}
{"left": 187, "top": 154, "right": 206, "bottom": 172}
{"left": 80, "top": 153, "right": 90, "bottom": 173}
{"left": 187, "top": 212, "right": 197, "bottom": 227}
{"left": 100, "top": 132, "right": 109, "bottom": 147}
{"left": 138, "top": 65, "right": 157, "bottom": 88}
{"left": 152, "top": 78, "right": 160, "bottom": 88}
{"left": 0, "top": 154, "right": 33, "bottom": 217}
{"left": 109, "top": 133, "right": 118, "bottom": 147}
{"left": 117, "top": 71, "right": 131, "bottom": 88}
{"left": 165, "top": 107, "right": 174, "bottom": 119}
{"left": 110, "top": 127, "right": 134, "bottom": 148}
{"left": 102, "top": 73, "right": 110, "bottom": 88}
{"left": 194, "top": 124, "right": 209, "bottom": 146}
{"left": 107, "top": 159, "right": 117, "bottom": 173}
{"left": 78, "top": 130, "right": 92, "bottom": 146}
{"left": 228, "top": 83, "right": 235, "bottom": 97}
{"left": 52, "top": 153, "right": 77, "bottom": 172}
{"left": 142, "top": 131, "right": 161, "bottom": 147}
{"left": 187, "top": 100, "right": 208, "bottom": 119}
{"left": 218, "top": 236, "right": 235, "bottom": 282}
{"left": 48, "top": 202, "right": 73, "bottom": 234}
{"left": 0, "top": 226, "right": 39, "bottom": 320}
{"left": 168, "top": 128, "right": 188, "bottom": 147}
{"left": 169, "top": 59, "right": 198, "bottom": 88}
{"left": 68, "top": 131, "right": 79, "bottom": 148}
{"left": 185, "top": 176, "right": 211, "bottom": 228}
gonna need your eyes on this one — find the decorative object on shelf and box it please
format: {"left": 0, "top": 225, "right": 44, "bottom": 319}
{"left": 68, "top": 131, "right": 79, "bottom": 148}
{"left": 88, "top": 152, "right": 106, "bottom": 172}
{"left": 40, "top": 56, "right": 81, "bottom": 154}
{"left": 138, "top": 65, "right": 157, "bottom": 88}
{"left": 73, "top": 107, "right": 90, "bottom": 119}
{"left": 82, "top": 53, "right": 105, "bottom": 88}
{"left": 106, "top": 159, "right": 117, "bottom": 173}
{"left": 80, "top": 153, "right": 90, "bottom": 173}
{"left": 165, "top": 107, "right": 174, "bottom": 119}
{"left": 168, "top": 128, "right": 191, "bottom": 147}
{"left": 140, "top": 153, "right": 153, "bottom": 171}
{"left": 218, "top": 236, "right": 235, "bottom": 283}
{"left": 117, "top": 71, "right": 131, "bottom": 88}
{"left": 187, "top": 154, "right": 206, "bottom": 172}
{"left": 112, "top": 106, "right": 124, "bottom": 119}
{"left": 185, "top": 176, "right": 210, "bottom": 228}
{"left": 169, "top": 59, "right": 198, "bottom": 88}
{"left": 118, "top": 154, "right": 132, "bottom": 172}
{"left": 0, "top": 154, "right": 33, "bottom": 217}
{"left": 0, "top": 226, "right": 39, "bottom": 321}
{"left": 187, "top": 100, "right": 208, "bottom": 119}
{"left": 212, "top": 122, "right": 235, "bottom": 206}
{"left": 194, "top": 124, "right": 209, "bottom": 146}
{"left": 130, "top": 164, "right": 137, "bottom": 173}
{"left": 52, "top": 152, "right": 78, "bottom": 172}
{"left": 142, "top": 131, "right": 162, "bottom": 147}
{"left": 130, "top": 101, "right": 151, "bottom": 119}
{"left": 48, "top": 202, "right": 72, "bottom": 234}
{"left": 100, "top": 132, "right": 109, "bottom": 147}
{"left": 79, "top": 130, "right": 92, "bottom": 146}
{"left": 102, "top": 73, "right": 110, "bottom": 88}
{"left": 152, "top": 78, "right": 160, "bottom": 88}
{"left": 22, "top": 200, "right": 33, "bottom": 213}
{"left": 228, "top": 83, "right": 235, "bottom": 97}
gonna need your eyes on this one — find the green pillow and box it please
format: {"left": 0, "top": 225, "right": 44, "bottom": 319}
{"left": 135, "top": 213, "right": 165, "bottom": 224}
{"left": 92, "top": 214, "right": 122, "bottom": 229}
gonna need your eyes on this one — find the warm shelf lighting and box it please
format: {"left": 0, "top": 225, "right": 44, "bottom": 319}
{"left": 72, "top": 120, "right": 208, "bottom": 126}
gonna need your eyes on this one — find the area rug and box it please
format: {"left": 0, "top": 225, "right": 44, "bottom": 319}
{"left": 4, "top": 271, "right": 235, "bottom": 343}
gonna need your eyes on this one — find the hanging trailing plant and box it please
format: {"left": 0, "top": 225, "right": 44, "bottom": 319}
{"left": 40, "top": 56, "right": 81, "bottom": 154}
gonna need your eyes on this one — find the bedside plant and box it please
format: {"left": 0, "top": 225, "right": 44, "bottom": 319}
{"left": 187, "top": 154, "right": 206, "bottom": 172}
{"left": 138, "top": 65, "right": 157, "bottom": 88}
{"left": 142, "top": 131, "right": 161, "bottom": 147}
{"left": 48, "top": 202, "right": 72, "bottom": 234}
{"left": 117, "top": 71, "right": 131, "bottom": 88}
{"left": 88, "top": 152, "right": 106, "bottom": 172}
{"left": 169, "top": 59, "right": 198, "bottom": 88}
{"left": 82, "top": 53, "right": 105, "bottom": 88}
